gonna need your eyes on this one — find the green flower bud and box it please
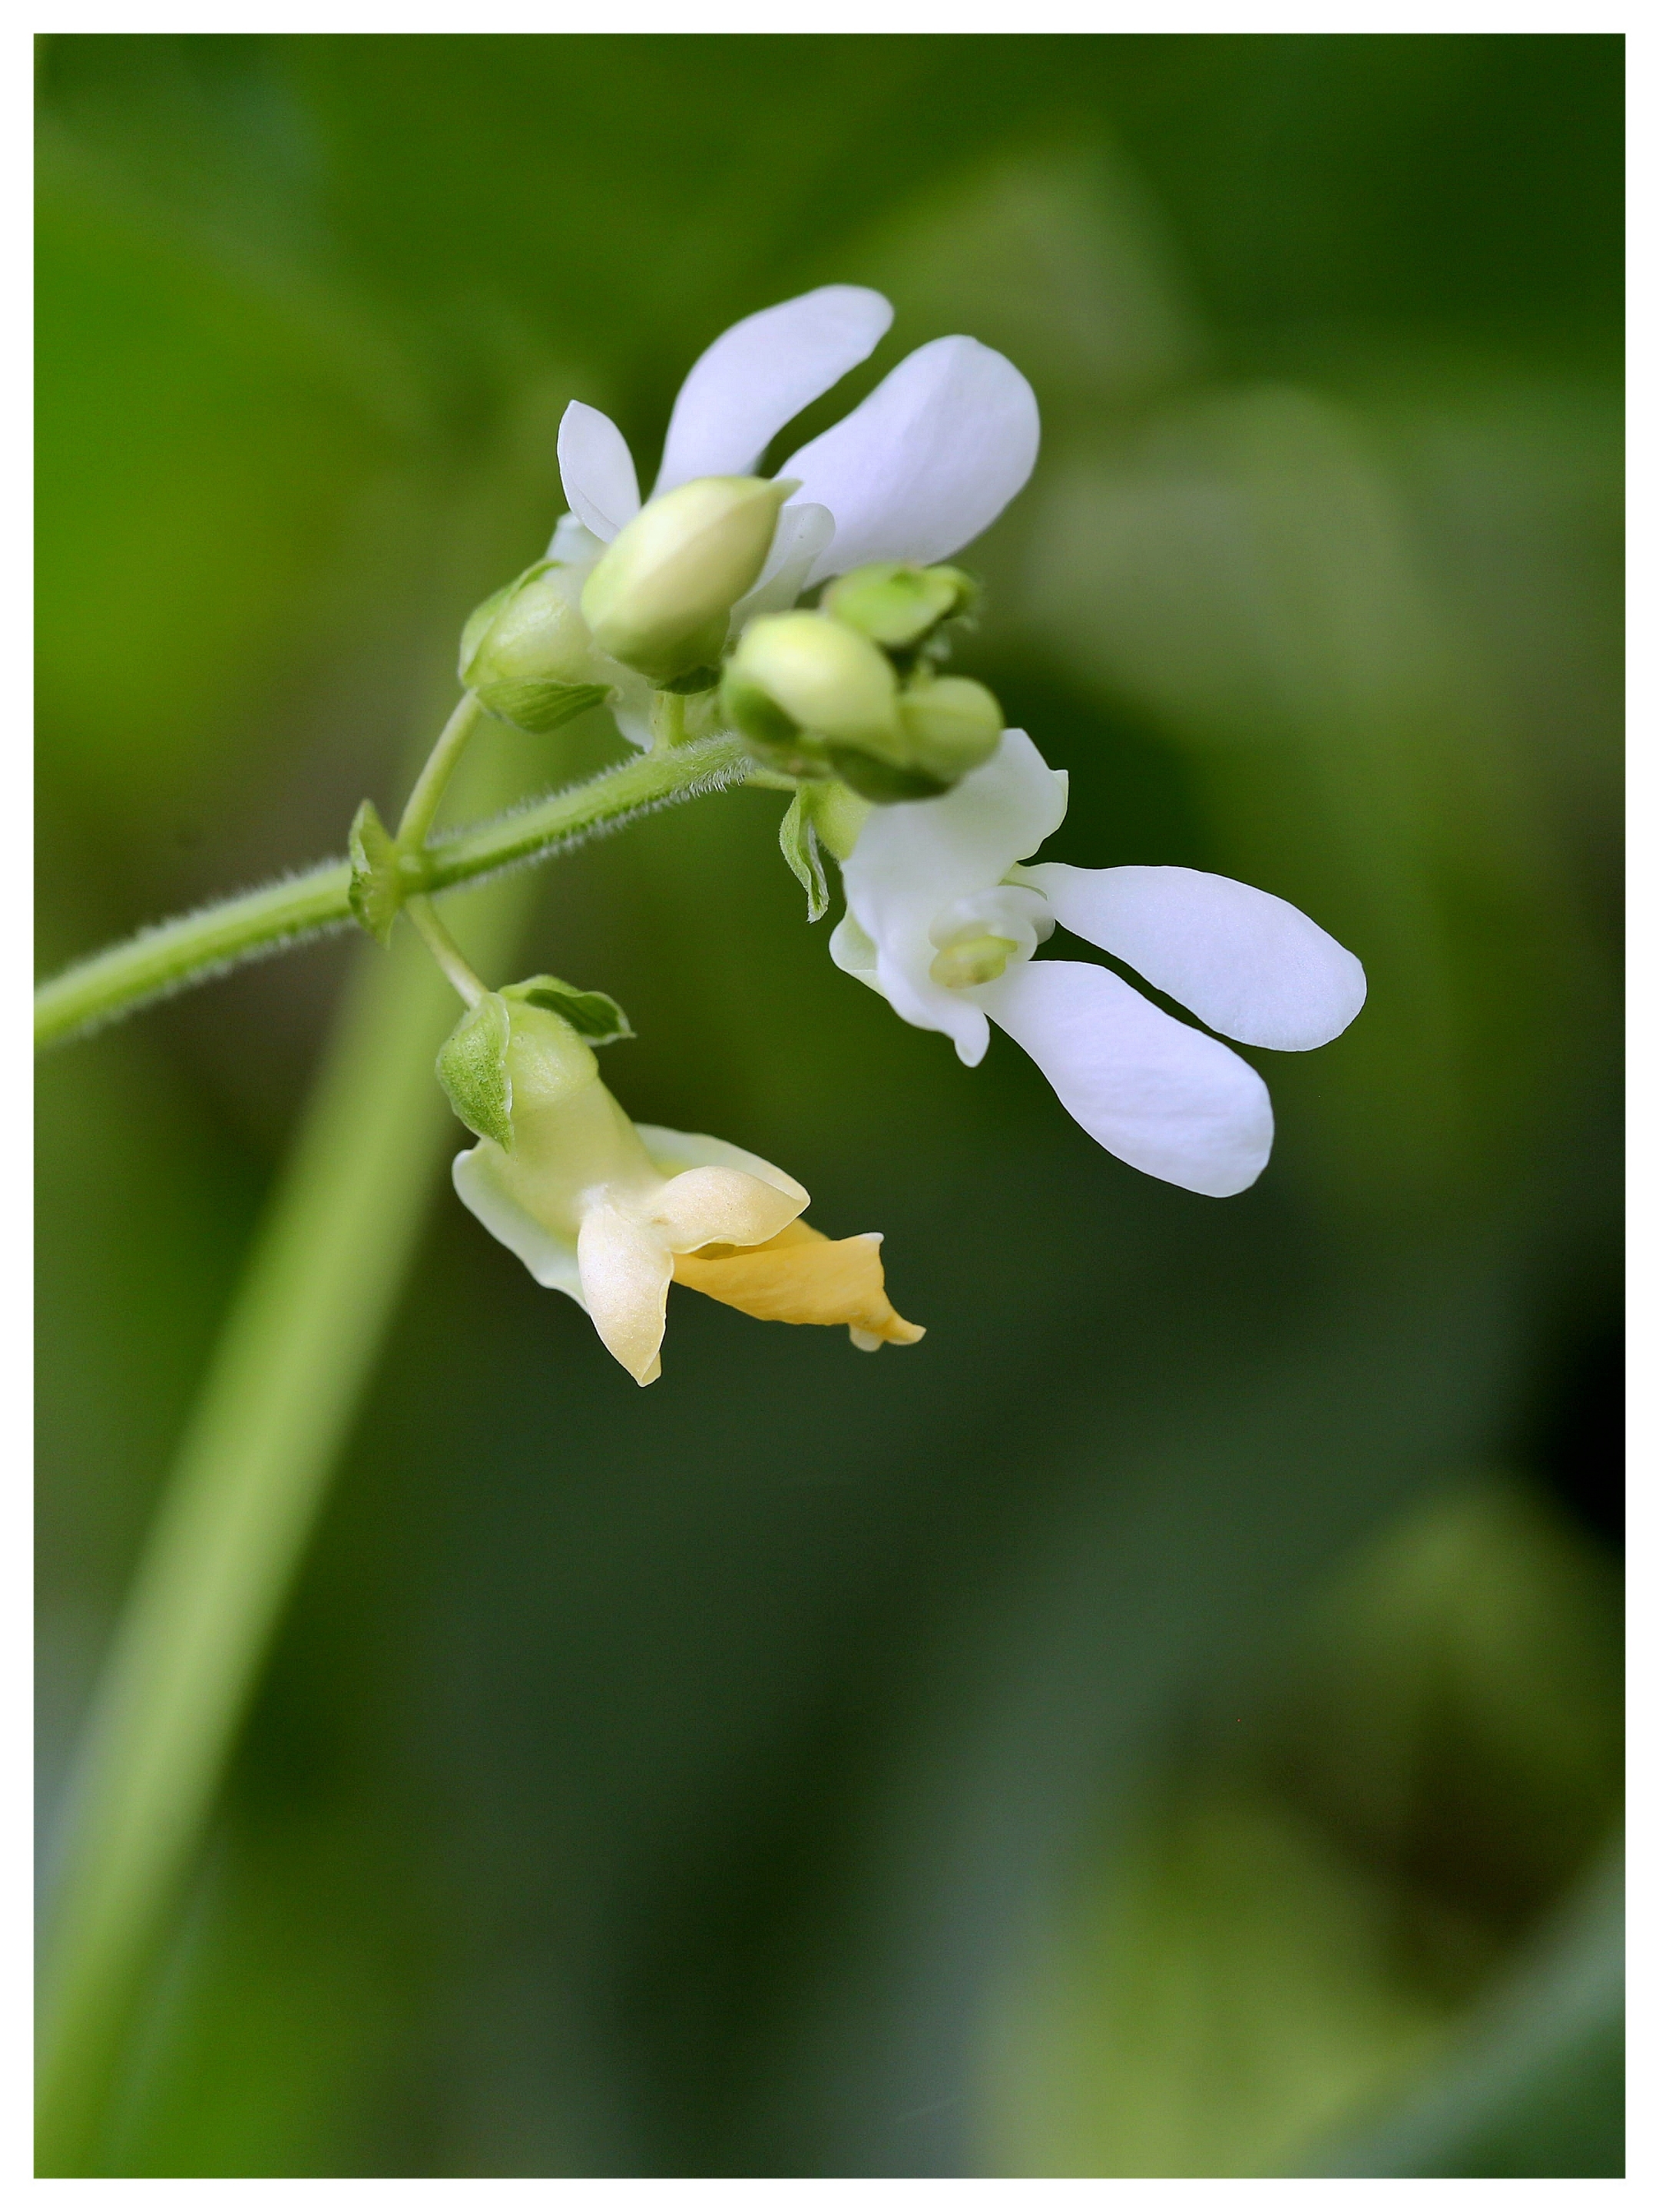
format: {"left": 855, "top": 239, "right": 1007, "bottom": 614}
{"left": 720, "top": 667, "right": 833, "bottom": 780}
{"left": 459, "top": 561, "right": 613, "bottom": 733}
{"left": 500, "top": 998, "right": 602, "bottom": 1117}
{"left": 581, "top": 475, "right": 791, "bottom": 685}
{"left": 437, "top": 992, "right": 604, "bottom": 1149}
{"left": 725, "top": 611, "right": 901, "bottom": 753}
{"left": 820, "top": 562, "right": 976, "bottom": 651}
{"left": 896, "top": 674, "right": 1005, "bottom": 781}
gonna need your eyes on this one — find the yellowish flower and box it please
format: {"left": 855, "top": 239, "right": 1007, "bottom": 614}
{"left": 451, "top": 1002, "right": 920, "bottom": 1385}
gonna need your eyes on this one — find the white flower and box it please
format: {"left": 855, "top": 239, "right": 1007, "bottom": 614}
{"left": 550, "top": 286, "right": 1039, "bottom": 740}
{"left": 452, "top": 1006, "right": 921, "bottom": 1384}
{"left": 829, "top": 730, "right": 1366, "bottom": 1197}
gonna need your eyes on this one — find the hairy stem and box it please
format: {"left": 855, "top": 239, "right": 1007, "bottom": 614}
{"left": 34, "top": 732, "right": 754, "bottom": 1051}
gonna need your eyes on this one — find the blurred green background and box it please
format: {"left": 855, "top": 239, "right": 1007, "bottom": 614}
{"left": 35, "top": 32, "right": 1623, "bottom": 2178}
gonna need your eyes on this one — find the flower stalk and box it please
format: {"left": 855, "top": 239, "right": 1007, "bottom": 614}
{"left": 34, "top": 731, "right": 753, "bottom": 1052}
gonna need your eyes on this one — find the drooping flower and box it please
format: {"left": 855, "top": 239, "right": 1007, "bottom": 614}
{"left": 449, "top": 997, "right": 921, "bottom": 1384}
{"left": 829, "top": 730, "right": 1366, "bottom": 1197}
{"left": 546, "top": 286, "right": 1039, "bottom": 739}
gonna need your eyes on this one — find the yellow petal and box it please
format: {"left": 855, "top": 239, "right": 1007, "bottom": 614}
{"left": 671, "top": 1220, "right": 924, "bottom": 1350}
{"left": 577, "top": 1204, "right": 673, "bottom": 1386}
{"left": 648, "top": 1163, "right": 804, "bottom": 1253}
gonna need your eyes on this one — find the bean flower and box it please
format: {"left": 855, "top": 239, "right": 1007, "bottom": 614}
{"left": 450, "top": 998, "right": 921, "bottom": 1386}
{"left": 545, "top": 284, "right": 1040, "bottom": 737}
{"left": 830, "top": 731, "right": 1366, "bottom": 1197}
{"left": 449, "top": 283, "right": 1363, "bottom": 1359}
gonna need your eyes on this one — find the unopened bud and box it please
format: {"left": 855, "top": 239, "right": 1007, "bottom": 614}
{"left": 500, "top": 998, "right": 602, "bottom": 1118}
{"left": 581, "top": 476, "right": 790, "bottom": 684}
{"left": 896, "top": 674, "right": 1004, "bottom": 781}
{"left": 821, "top": 562, "right": 975, "bottom": 651}
{"left": 459, "top": 561, "right": 611, "bottom": 733}
{"left": 724, "top": 610, "right": 901, "bottom": 761}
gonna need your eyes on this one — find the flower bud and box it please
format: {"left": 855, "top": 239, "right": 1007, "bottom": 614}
{"left": 436, "top": 994, "right": 601, "bottom": 1149}
{"left": 724, "top": 610, "right": 901, "bottom": 757}
{"left": 498, "top": 998, "right": 603, "bottom": 1117}
{"left": 581, "top": 475, "right": 791, "bottom": 685}
{"left": 820, "top": 562, "right": 975, "bottom": 651}
{"left": 459, "top": 561, "right": 612, "bottom": 733}
{"left": 896, "top": 674, "right": 1005, "bottom": 782}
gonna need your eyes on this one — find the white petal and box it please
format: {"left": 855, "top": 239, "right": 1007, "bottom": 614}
{"left": 977, "top": 959, "right": 1274, "bottom": 1197}
{"left": 452, "top": 1147, "right": 586, "bottom": 1304}
{"left": 828, "top": 914, "right": 882, "bottom": 987}
{"left": 1020, "top": 863, "right": 1367, "bottom": 1051}
{"left": 545, "top": 512, "right": 606, "bottom": 566}
{"left": 840, "top": 730, "right": 1067, "bottom": 1062}
{"left": 635, "top": 1124, "right": 809, "bottom": 1207}
{"left": 605, "top": 666, "right": 657, "bottom": 750}
{"left": 652, "top": 286, "right": 893, "bottom": 495}
{"left": 929, "top": 883, "right": 1054, "bottom": 963}
{"left": 778, "top": 336, "right": 1040, "bottom": 584}
{"left": 729, "top": 502, "right": 836, "bottom": 630}
{"left": 558, "top": 402, "right": 641, "bottom": 542}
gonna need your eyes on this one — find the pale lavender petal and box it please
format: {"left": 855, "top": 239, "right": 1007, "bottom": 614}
{"left": 978, "top": 959, "right": 1274, "bottom": 1196}
{"left": 778, "top": 336, "right": 1040, "bottom": 583}
{"left": 653, "top": 286, "right": 893, "bottom": 495}
{"left": 1022, "top": 863, "right": 1366, "bottom": 1051}
{"left": 729, "top": 502, "right": 836, "bottom": 630}
{"left": 558, "top": 401, "right": 641, "bottom": 542}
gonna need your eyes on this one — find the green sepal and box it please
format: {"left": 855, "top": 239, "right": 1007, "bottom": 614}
{"left": 825, "top": 746, "right": 952, "bottom": 804}
{"left": 347, "top": 800, "right": 406, "bottom": 945}
{"left": 500, "top": 974, "right": 634, "bottom": 1046}
{"left": 435, "top": 992, "right": 515, "bottom": 1147}
{"left": 456, "top": 580, "right": 515, "bottom": 681}
{"left": 657, "top": 664, "right": 721, "bottom": 696}
{"left": 473, "top": 679, "right": 610, "bottom": 735}
{"left": 779, "top": 790, "right": 830, "bottom": 922}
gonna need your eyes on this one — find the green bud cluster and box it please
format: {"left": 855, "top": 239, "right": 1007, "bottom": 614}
{"left": 720, "top": 562, "right": 1002, "bottom": 802}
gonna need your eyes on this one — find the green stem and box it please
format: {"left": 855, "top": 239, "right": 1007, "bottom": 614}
{"left": 34, "top": 732, "right": 753, "bottom": 1052}
{"left": 649, "top": 688, "right": 687, "bottom": 750}
{"left": 405, "top": 896, "right": 486, "bottom": 1005}
{"left": 395, "top": 690, "right": 485, "bottom": 849}
{"left": 33, "top": 860, "right": 353, "bottom": 1052}
{"left": 35, "top": 876, "right": 534, "bottom": 2177}
{"left": 419, "top": 730, "right": 749, "bottom": 892}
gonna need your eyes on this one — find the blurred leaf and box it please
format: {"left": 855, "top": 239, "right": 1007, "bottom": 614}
{"left": 1315, "top": 1845, "right": 1623, "bottom": 2177}
{"left": 106, "top": 1817, "right": 433, "bottom": 2177}
{"left": 977, "top": 1479, "right": 1621, "bottom": 2177}
{"left": 988, "top": 1791, "right": 1455, "bottom": 2177}
{"left": 35, "top": 134, "right": 415, "bottom": 810}
{"left": 855, "top": 142, "right": 1206, "bottom": 416}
